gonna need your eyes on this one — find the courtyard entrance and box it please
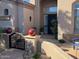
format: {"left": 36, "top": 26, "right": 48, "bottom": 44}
{"left": 40, "top": 0, "right": 57, "bottom": 39}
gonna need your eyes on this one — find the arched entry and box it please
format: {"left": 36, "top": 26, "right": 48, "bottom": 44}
{"left": 44, "top": 6, "right": 58, "bottom": 39}
{"left": 40, "top": 0, "right": 57, "bottom": 39}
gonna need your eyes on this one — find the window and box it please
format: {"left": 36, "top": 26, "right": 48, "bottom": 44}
{"left": 46, "top": 6, "right": 57, "bottom": 13}
{"left": 23, "top": 0, "right": 30, "bottom": 2}
{"left": 74, "top": 3, "right": 79, "bottom": 33}
{"left": 4, "top": 9, "right": 9, "bottom": 15}
{"left": 23, "top": 0, "right": 30, "bottom": 4}
{"left": 48, "top": 7, "right": 57, "bottom": 13}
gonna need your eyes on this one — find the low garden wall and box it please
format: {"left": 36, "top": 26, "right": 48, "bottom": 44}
{"left": 63, "top": 34, "right": 79, "bottom": 41}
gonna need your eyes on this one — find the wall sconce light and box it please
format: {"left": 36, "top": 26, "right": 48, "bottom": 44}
{"left": 29, "top": 16, "right": 32, "bottom": 22}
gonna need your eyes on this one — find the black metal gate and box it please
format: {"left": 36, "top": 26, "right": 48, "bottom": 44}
{"left": 9, "top": 33, "right": 25, "bottom": 50}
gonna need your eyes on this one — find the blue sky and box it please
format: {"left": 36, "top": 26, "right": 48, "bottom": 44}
{"left": 23, "top": 0, "right": 30, "bottom": 2}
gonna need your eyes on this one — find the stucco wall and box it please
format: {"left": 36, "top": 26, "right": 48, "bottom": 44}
{"left": 0, "top": 0, "right": 18, "bottom": 30}
{"left": 34, "top": 0, "right": 40, "bottom": 33}
{"left": 17, "top": 5, "right": 25, "bottom": 34}
{"left": 40, "top": 0, "right": 78, "bottom": 40}
{"left": 0, "top": 0, "right": 35, "bottom": 34}
{"left": 23, "top": 8, "right": 34, "bottom": 34}
{"left": 57, "top": 0, "right": 76, "bottom": 39}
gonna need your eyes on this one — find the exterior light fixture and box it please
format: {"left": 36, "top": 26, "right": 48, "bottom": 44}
{"left": 29, "top": 16, "right": 32, "bottom": 22}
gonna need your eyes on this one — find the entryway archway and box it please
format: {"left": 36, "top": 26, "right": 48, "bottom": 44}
{"left": 44, "top": 7, "right": 57, "bottom": 39}
{"left": 44, "top": 14, "right": 57, "bottom": 39}
{"left": 40, "top": 0, "right": 57, "bottom": 39}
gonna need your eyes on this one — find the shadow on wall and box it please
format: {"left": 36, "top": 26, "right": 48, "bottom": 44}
{"left": 58, "top": 10, "right": 74, "bottom": 34}
{"left": 58, "top": 1, "right": 79, "bottom": 35}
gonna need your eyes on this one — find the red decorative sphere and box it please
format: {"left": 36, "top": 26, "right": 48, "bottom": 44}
{"left": 5, "top": 28, "right": 12, "bottom": 34}
{"left": 28, "top": 28, "right": 36, "bottom": 36}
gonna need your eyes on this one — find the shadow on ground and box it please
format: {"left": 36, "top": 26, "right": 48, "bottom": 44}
{"left": 68, "top": 53, "right": 78, "bottom": 59}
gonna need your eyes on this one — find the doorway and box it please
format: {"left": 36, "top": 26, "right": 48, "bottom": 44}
{"left": 44, "top": 14, "right": 58, "bottom": 39}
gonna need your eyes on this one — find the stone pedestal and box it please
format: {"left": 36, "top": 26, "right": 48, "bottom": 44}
{"left": 0, "top": 33, "right": 9, "bottom": 52}
{"left": 35, "top": 36, "right": 42, "bottom": 55}
{"left": 3, "top": 33, "right": 9, "bottom": 49}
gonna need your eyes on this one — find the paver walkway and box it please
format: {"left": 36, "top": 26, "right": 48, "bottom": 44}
{"left": 0, "top": 49, "right": 24, "bottom": 59}
{"left": 25, "top": 35, "right": 74, "bottom": 59}
{"left": 41, "top": 39, "right": 74, "bottom": 59}
{"left": 58, "top": 42, "right": 79, "bottom": 59}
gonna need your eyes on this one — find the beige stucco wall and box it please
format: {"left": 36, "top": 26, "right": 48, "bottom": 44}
{"left": 0, "top": 0, "right": 35, "bottom": 34}
{"left": 34, "top": 0, "right": 40, "bottom": 33}
{"left": 40, "top": 0, "right": 79, "bottom": 40}
{"left": 17, "top": 5, "right": 25, "bottom": 33}
{"left": 16, "top": 0, "right": 35, "bottom": 34}
{"left": 0, "top": 0, "right": 17, "bottom": 30}
{"left": 57, "top": 0, "right": 76, "bottom": 39}
{"left": 0, "top": 0, "right": 25, "bottom": 33}
{"left": 1, "top": 0, "right": 77, "bottom": 39}
{"left": 23, "top": 8, "right": 34, "bottom": 34}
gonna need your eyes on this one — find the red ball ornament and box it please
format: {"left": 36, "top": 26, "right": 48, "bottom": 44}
{"left": 5, "top": 28, "right": 12, "bottom": 34}
{"left": 28, "top": 28, "right": 36, "bottom": 36}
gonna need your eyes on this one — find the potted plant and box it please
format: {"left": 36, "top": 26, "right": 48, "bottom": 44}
{"left": 40, "top": 27, "right": 44, "bottom": 35}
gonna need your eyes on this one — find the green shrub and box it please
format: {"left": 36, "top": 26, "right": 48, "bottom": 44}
{"left": 33, "top": 53, "right": 40, "bottom": 59}
{"left": 0, "top": 28, "right": 3, "bottom": 33}
{"left": 40, "top": 27, "right": 44, "bottom": 32}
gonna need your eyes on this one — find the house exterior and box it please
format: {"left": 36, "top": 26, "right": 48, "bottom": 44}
{"left": 37, "top": 0, "right": 79, "bottom": 40}
{"left": 0, "top": 0, "right": 79, "bottom": 40}
{"left": 0, "top": 0, "right": 35, "bottom": 34}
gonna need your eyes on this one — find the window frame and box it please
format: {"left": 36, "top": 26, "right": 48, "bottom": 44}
{"left": 4, "top": 9, "right": 9, "bottom": 15}
{"left": 74, "top": 3, "right": 79, "bottom": 33}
